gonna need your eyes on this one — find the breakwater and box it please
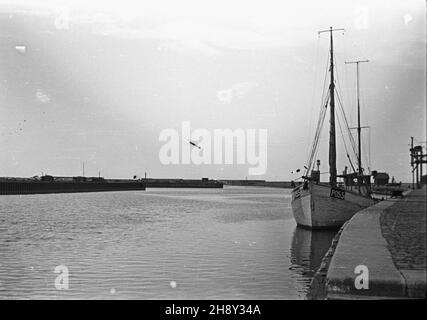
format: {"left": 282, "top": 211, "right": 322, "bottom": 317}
{"left": 220, "top": 180, "right": 294, "bottom": 188}
{"left": 145, "top": 178, "right": 223, "bottom": 188}
{"left": 0, "top": 177, "right": 146, "bottom": 195}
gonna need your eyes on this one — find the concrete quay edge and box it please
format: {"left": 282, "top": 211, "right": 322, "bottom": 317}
{"left": 325, "top": 190, "right": 426, "bottom": 299}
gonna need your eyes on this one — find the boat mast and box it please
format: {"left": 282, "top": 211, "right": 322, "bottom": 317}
{"left": 319, "top": 27, "right": 344, "bottom": 187}
{"left": 345, "top": 59, "right": 369, "bottom": 192}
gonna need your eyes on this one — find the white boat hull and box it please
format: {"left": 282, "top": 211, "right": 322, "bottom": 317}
{"left": 291, "top": 181, "right": 375, "bottom": 229}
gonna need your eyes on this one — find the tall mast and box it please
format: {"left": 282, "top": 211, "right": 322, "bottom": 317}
{"left": 345, "top": 59, "right": 369, "bottom": 192}
{"left": 319, "top": 27, "right": 344, "bottom": 187}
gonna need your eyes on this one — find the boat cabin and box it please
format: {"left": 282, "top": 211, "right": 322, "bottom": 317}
{"left": 338, "top": 172, "right": 371, "bottom": 190}
{"left": 371, "top": 171, "right": 389, "bottom": 186}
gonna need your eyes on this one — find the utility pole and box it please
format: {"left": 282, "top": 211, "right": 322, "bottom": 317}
{"left": 421, "top": 147, "right": 424, "bottom": 185}
{"left": 416, "top": 148, "right": 419, "bottom": 188}
{"left": 411, "top": 137, "right": 414, "bottom": 189}
{"left": 410, "top": 137, "right": 426, "bottom": 189}
{"left": 345, "top": 59, "right": 369, "bottom": 193}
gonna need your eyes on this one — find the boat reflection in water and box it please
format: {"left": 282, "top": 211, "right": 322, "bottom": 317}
{"left": 290, "top": 226, "right": 336, "bottom": 293}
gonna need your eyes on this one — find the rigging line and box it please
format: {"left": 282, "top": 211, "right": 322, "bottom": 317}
{"left": 306, "top": 106, "right": 324, "bottom": 174}
{"left": 305, "top": 88, "right": 327, "bottom": 167}
{"left": 306, "top": 112, "right": 323, "bottom": 175}
{"left": 347, "top": 153, "right": 357, "bottom": 174}
{"left": 312, "top": 105, "right": 327, "bottom": 166}
{"left": 312, "top": 107, "right": 327, "bottom": 173}
{"left": 341, "top": 46, "right": 354, "bottom": 121}
{"left": 304, "top": 53, "right": 331, "bottom": 174}
{"left": 306, "top": 92, "right": 329, "bottom": 176}
{"left": 358, "top": 67, "right": 366, "bottom": 125}
{"left": 308, "top": 92, "right": 329, "bottom": 168}
{"left": 336, "top": 102, "right": 359, "bottom": 171}
{"left": 333, "top": 52, "right": 358, "bottom": 158}
{"left": 312, "top": 50, "right": 330, "bottom": 135}
{"left": 330, "top": 47, "right": 351, "bottom": 176}
{"left": 306, "top": 48, "right": 330, "bottom": 171}
{"left": 320, "top": 50, "right": 331, "bottom": 114}
{"left": 317, "top": 56, "right": 331, "bottom": 110}
{"left": 339, "top": 102, "right": 358, "bottom": 164}
{"left": 335, "top": 87, "right": 359, "bottom": 160}
{"left": 334, "top": 52, "right": 353, "bottom": 129}
{"left": 359, "top": 67, "right": 371, "bottom": 129}
{"left": 368, "top": 127, "right": 372, "bottom": 173}
{"left": 333, "top": 50, "right": 347, "bottom": 98}
{"left": 314, "top": 50, "right": 331, "bottom": 137}
{"left": 312, "top": 146, "right": 322, "bottom": 175}
{"left": 336, "top": 94, "right": 358, "bottom": 175}
{"left": 306, "top": 36, "right": 322, "bottom": 159}
{"left": 334, "top": 52, "right": 356, "bottom": 132}
{"left": 336, "top": 103, "right": 356, "bottom": 173}
{"left": 357, "top": 68, "right": 370, "bottom": 173}
{"left": 362, "top": 130, "right": 370, "bottom": 173}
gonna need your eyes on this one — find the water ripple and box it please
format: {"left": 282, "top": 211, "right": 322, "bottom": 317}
{"left": 0, "top": 187, "right": 328, "bottom": 299}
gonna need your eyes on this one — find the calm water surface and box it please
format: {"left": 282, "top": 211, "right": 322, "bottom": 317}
{"left": 0, "top": 186, "right": 335, "bottom": 299}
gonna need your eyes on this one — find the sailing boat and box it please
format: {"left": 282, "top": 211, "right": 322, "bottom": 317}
{"left": 291, "top": 27, "right": 375, "bottom": 229}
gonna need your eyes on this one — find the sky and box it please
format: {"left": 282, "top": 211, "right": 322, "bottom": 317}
{"left": 0, "top": 0, "right": 425, "bottom": 181}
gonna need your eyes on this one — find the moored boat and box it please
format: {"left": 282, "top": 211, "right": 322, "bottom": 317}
{"left": 291, "top": 27, "right": 375, "bottom": 229}
{"left": 292, "top": 180, "right": 374, "bottom": 229}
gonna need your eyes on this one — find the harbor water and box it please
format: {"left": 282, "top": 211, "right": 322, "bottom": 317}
{"left": 0, "top": 186, "right": 335, "bottom": 299}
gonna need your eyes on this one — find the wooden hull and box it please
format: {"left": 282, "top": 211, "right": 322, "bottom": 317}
{"left": 291, "top": 182, "right": 375, "bottom": 229}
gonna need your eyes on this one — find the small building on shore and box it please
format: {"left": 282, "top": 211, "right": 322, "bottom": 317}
{"left": 372, "top": 171, "right": 390, "bottom": 186}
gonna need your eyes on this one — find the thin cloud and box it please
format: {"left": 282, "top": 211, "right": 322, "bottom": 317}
{"left": 36, "top": 89, "right": 51, "bottom": 104}
{"left": 217, "top": 89, "right": 233, "bottom": 104}
{"left": 217, "top": 82, "right": 255, "bottom": 104}
{"left": 3, "top": 5, "right": 292, "bottom": 55}
{"left": 15, "top": 45, "right": 26, "bottom": 54}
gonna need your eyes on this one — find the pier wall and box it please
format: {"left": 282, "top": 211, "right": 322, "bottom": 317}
{"left": 220, "top": 180, "right": 294, "bottom": 188}
{"left": 145, "top": 179, "right": 223, "bottom": 188}
{"left": 309, "top": 187, "right": 426, "bottom": 299}
{"left": 0, "top": 180, "right": 146, "bottom": 195}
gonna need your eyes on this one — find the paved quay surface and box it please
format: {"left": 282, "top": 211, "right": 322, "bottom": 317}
{"left": 325, "top": 187, "right": 426, "bottom": 299}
